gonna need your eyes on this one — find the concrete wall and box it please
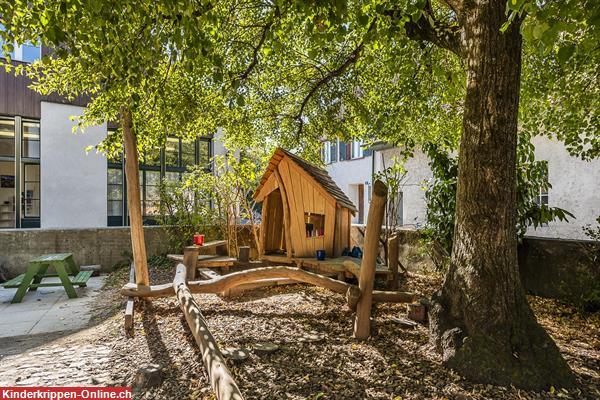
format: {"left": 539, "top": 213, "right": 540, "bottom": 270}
{"left": 41, "top": 102, "right": 107, "bottom": 228}
{"left": 518, "top": 236, "right": 599, "bottom": 303}
{"left": 0, "top": 226, "right": 169, "bottom": 277}
{"left": 526, "top": 136, "right": 600, "bottom": 240}
{"left": 349, "top": 225, "right": 599, "bottom": 303}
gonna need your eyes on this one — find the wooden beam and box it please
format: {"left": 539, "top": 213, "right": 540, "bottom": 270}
{"left": 388, "top": 234, "right": 399, "bottom": 290}
{"left": 173, "top": 265, "right": 244, "bottom": 400}
{"left": 122, "top": 265, "right": 413, "bottom": 307}
{"left": 273, "top": 168, "right": 293, "bottom": 260}
{"left": 354, "top": 180, "right": 388, "bottom": 340}
{"left": 260, "top": 194, "right": 270, "bottom": 256}
{"left": 124, "top": 262, "right": 135, "bottom": 337}
{"left": 123, "top": 266, "right": 361, "bottom": 309}
{"left": 183, "top": 246, "right": 200, "bottom": 281}
{"left": 122, "top": 107, "right": 149, "bottom": 286}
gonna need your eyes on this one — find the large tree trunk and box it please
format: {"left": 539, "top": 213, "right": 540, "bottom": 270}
{"left": 428, "top": 0, "right": 574, "bottom": 390}
{"left": 122, "top": 107, "right": 149, "bottom": 286}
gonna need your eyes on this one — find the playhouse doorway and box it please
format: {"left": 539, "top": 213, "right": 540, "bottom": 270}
{"left": 263, "top": 189, "right": 287, "bottom": 256}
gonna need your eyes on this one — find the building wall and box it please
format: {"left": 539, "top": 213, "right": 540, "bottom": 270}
{"left": 0, "top": 226, "right": 169, "bottom": 277}
{"left": 526, "top": 136, "right": 600, "bottom": 240}
{"left": 40, "top": 102, "right": 107, "bottom": 228}
{"left": 326, "top": 155, "right": 371, "bottom": 223}
{"left": 326, "top": 137, "right": 599, "bottom": 240}
{"left": 377, "top": 148, "right": 432, "bottom": 229}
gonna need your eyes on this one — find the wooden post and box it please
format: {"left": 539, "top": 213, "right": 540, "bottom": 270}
{"left": 354, "top": 180, "right": 388, "bottom": 340}
{"left": 238, "top": 246, "right": 250, "bottom": 262}
{"left": 183, "top": 246, "right": 200, "bottom": 281}
{"left": 122, "top": 107, "right": 149, "bottom": 286}
{"left": 273, "top": 168, "right": 293, "bottom": 260}
{"left": 124, "top": 262, "right": 136, "bottom": 337}
{"left": 173, "top": 265, "right": 244, "bottom": 400}
{"left": 388, "top": 234, "right": 399, "bottom": 290}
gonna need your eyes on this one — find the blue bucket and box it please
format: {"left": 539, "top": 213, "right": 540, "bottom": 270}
{"left": 316, "top": 250, "right": 326, "bottom": 261}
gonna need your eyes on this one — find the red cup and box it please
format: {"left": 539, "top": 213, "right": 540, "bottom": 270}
{"left": 193, "top": 234, "right": 205, "bottom": 246}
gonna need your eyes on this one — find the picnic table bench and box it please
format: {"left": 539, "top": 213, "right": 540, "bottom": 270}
{"left": 2, "top": 253, "right": 92, "bottom": 303}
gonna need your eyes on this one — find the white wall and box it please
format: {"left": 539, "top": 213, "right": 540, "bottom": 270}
{"left": 377, "top": 148, "right": 432, "bottom": 229}
{"left": 326, "top": 137, "right": 599, "bottom": 240}
{"left": 526, "top": 136, "right": 600, "bottom": 240}
{"left": 41, "top": 102, "right": 107, "bottom": 228}
{"left": 326, "top": 155, "right": 371, "bottom": 223}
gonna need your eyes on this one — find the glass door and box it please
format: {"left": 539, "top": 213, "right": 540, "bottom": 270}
{"left": 0, "top": 118, "right": 16, "bottom": 229}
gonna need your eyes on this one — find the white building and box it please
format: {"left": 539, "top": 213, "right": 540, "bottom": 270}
{"left": 0, "top": 41, "right": 224, "bottom": 231}
{"left": 324, "top": 138, "right": 600, "bottom": 241}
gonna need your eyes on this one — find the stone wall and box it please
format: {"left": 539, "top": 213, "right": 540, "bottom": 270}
{"left": 350, "top": 225, "right": 599, "bottom": 303}
{"left": 518, "top": 236, "right": 599, "bottom": 303}
{"left": 0, "top": 226, "right": 169, "bottom": 278}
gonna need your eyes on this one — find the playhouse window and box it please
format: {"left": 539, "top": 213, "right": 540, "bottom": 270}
{"left": 305, "top": 212, "right": 325, "bottom": 238}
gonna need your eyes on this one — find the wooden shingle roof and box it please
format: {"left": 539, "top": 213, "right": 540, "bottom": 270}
{"left": 255, "top": 148, "right": 357, "bottom": 213}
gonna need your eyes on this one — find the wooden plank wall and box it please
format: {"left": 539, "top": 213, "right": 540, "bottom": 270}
{"left": 277, "top": 158, "right": 336, "bottom": 258}
{"left": 0, "top": 59, "right": 88, "bottom": 119}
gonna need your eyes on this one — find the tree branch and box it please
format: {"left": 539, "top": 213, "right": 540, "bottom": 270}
{"left": 294, "top": 19, "right": 376, "bottom": 138}
{"left": 404, "top": 15, "right": 464, "bottom": 57}
{"left": 238, "top": 20, "right": 273, "bottom": 80}
{"left": 385, "top": 4, "right": 464, "bottom": 57}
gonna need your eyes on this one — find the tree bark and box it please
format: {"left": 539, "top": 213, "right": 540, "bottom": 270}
{"left": 122, "top": 107, "right": 149, "bottom": 286}
{"left": 428, "top": 0, "right": 574, "bottom": 390}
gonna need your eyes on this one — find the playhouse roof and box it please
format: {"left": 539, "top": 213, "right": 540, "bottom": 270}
{"left": 255, "top": 148, "right": 357, "bottom": 213}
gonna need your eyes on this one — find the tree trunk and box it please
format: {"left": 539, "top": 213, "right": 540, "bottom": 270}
{"left": 428, "top": 1, "right": 574, "bottom": 390}
{"left": 122, "top": 107, "right": 149, "bottom": 286}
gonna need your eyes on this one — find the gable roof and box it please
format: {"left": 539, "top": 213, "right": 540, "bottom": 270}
{"left": 255, "top": 148, "right": 357, "bottom": 213}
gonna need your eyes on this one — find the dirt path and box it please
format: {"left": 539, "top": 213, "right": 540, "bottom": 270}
{"left": 0, "top": 265, "right": 598, "bottom": 399}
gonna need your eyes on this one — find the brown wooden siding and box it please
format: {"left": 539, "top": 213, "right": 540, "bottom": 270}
{"left": 0, "top": 59, "right": 88, "bottom": 119}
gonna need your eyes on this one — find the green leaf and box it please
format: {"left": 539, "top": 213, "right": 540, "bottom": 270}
{"left": 557, "top": 45, "right": 575, "bottom": 65}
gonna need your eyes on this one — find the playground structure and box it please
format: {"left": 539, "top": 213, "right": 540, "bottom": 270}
{"left": 121, "top": 150, "right": 415, "bottom": 400}
{"left": 254, "top": 148, "right": 356, "bottom": 261}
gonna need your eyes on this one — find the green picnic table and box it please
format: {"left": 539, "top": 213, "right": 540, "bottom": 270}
{"left": 2, "top": 253, "right": 93, "bottom": 303}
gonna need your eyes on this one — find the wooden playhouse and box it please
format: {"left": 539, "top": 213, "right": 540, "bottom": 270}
{"left": 254, "top": 148, "right": 357, "bottom": 261}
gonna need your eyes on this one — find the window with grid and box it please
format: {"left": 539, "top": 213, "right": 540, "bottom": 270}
{"left": 22, "top": 121, "right": 40, "bottom": 158}
{"left": 107, "top": 168, "right": 123, "bottom": 217}
{"left": 0, "top": 118, "right": 15, "bottom": 157}
{"left": 22, "top": 164, "right": 40, "bottom": 218}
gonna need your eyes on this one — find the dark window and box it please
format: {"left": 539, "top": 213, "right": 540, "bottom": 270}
{"left": 0, "top": 119, "right": 15, "bottom": 157}
{"left": 22, "top": 121, "right": 40, "bottom": 158}
{"left": 181, "top": 140, "right": 195, "bottom": 167}
{"left": 198, "top": 139, "right": 211, "bottom": 170}
{"left": 165, "top": 137, "right": 180, "bottom": 167}
{"left": 329, "top": 141, "right": 338, "bottom": 163}
{"left": 107, "top": 168, "right": 123, "bottom": 217}
{"left": 142, "top": 170, "right": 161, "bottom": 216}
{"left": 108, "top": 135, "right": 212, "bottom": 225}
{"left": 339, "top": 141, "right": 351, "bottom": 161}
{"left": 22, "top": 163, "right": 40, "bottom": 218}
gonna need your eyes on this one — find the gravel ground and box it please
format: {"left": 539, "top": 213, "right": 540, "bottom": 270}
{"left": 5, "top": 262, "right": 599, "bottom": 399}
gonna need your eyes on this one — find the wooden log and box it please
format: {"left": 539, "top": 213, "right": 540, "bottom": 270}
{"left": 354, "top": 179, "right": 388, "bottom": 340}
{"left": 124, "top": 262, "right": 136, "bottom": 337}
{"left": 122, "top": 107, "right": 149, "bottom": 286}
{"left": 173, "top": 265, "right": 244, "bottom": 400}
{"left": 372, "top": 290, "right": 415, "bottom": 303}
{"left": 183, "top": 246, "right": 200, "bottom": 281}
{"left": 388, "top": 234, "right": 399, "bottom": 290}
{"left": 122, "top": 266, "right": 413, "bottom": 308}
{"left": 123, "top": 266, "right": 362, "bottom": 309}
